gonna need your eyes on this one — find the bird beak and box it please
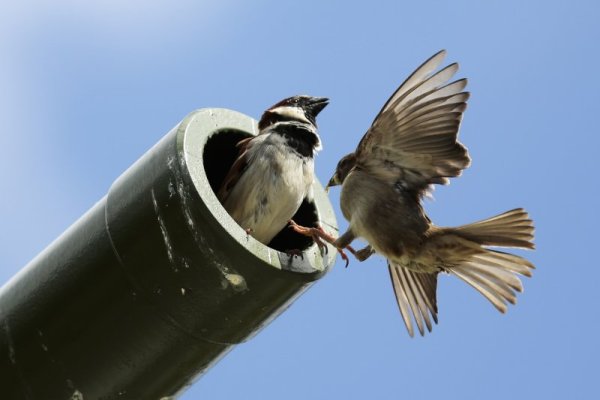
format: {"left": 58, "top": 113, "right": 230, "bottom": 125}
{"left": 307, "top": 97, "right": 329, "bottom": 116}
{"left": 325, "top": 173, "right": 339, "bottom": 193}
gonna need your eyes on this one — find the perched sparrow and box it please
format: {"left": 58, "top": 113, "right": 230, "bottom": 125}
{"left": 325, "top": 50, "right": 535, "bottom": 336}
{"left": 217, "top": 95, "right": 328, "bottom": 245}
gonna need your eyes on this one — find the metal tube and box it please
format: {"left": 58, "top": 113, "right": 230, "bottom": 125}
{"left": 0, "top": 109, "right": 338, "bottom": 399}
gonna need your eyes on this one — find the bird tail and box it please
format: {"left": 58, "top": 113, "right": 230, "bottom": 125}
{"left": 453, "top": 208, "right": 535, "bottom": 249}
{"left": 445, "top": 208, "right": 535, "bottom": 313}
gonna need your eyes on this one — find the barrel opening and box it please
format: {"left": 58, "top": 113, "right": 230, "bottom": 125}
{"left": 203, "top": 130, "right": 316, "bottom": 252}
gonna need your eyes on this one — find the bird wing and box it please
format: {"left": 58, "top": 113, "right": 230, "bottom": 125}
{"left": 217, "top": 136, "right": 254, "bottom": 203}
{"left": 388, "top": 262, "right": 438, "bottom": 337}
{"left": 355, "top": 50, "right": 471, "bottom": 194}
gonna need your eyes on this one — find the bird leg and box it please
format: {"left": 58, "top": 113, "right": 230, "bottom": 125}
{"left": 332, "top": 229, "right": 355, "bottom": 248}
{"left": 288, "top": 220, "right": 352, "bottom": 267}
{"left": 352, "top": 245, "right": 375, "bottom": 262}
{"left": 331, "top": 230, "right": 374, "bottom": 262}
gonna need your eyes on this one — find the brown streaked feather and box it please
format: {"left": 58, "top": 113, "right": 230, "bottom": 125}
{"left": 353, "top": 50, "right": 470, "bottom": 195}
{"left": 448, "top": 248, "right": 534, "bottom": 313}
{"left": 378, "top": 63, "right": 461, "bottom": 122}
{"left": 373, "top": 50, "right": 448, "bottom": 122}
{"left": 417, "top": 211, "right": 535, "bottom": 315}
{"left": 384, "top": 94, "right": 469, "bottom": 133}
{"left": 217, "top": 136, "right": 254, "bottom": 203}
{"left": 452, "top": 208, "right": 535, "bottom": 249}
{"left": 388, "top": 262, "right": 439, "bottom": 337}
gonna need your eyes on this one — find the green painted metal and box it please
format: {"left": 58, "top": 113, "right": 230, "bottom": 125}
{"left": 0, "top": 108, "right": 338, "bottom": 399}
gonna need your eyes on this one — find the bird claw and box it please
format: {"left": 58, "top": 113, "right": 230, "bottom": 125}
{"left": 338, "top": 247, "right": 351, "bottom": 268}
{"left": 288, "top": 220, "right": 328, "bottom": 254}
{"left": 348, "top": 245, "right": 375, "bottom": 262}
{"left": 288, "top": 220, "right": 351, "bottom": 267}
{"left": 285, "top": 248, "right": 304, "bottom": 260}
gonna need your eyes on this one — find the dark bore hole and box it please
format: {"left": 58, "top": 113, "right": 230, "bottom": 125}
{"left": 203, "top": 129, "right": 317, "bottom": 252}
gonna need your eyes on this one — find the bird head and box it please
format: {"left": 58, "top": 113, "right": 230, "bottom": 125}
{"left": 258, "top": 95, "right": 329, "bottom": 131}
{"left": 326, "top": 153, "right": 357, "bottom": 192}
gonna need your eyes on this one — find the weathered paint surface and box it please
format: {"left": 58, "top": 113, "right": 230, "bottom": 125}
{"left": 0, "top": 108, "right": 337, "bottom": 399}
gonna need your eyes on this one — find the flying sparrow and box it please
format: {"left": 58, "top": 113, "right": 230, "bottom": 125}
{"left": 217, "top": 95, "right": 328, "bottom": 246}
{"left": 323, "top": 50, "right": 535, "bottom": 336}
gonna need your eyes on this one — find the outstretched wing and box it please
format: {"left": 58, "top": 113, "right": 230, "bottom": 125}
{"left": 388, "top": 262, "right": 439, "bottom": 337}
{"left": 356, "top": 50, "right": 471, "bottom": 195}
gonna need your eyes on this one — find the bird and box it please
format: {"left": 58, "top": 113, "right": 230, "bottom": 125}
{"left": 217, "top": 95, "right": 329, "bottom": 245}
{"left": 322, "top": 50, "right": 535, "bottom": 336}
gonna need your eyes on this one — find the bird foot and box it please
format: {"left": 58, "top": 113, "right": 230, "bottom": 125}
{"left": 288, "top": 220, "right": 351, "bottom": 267}
{"left": 349, "top": 246, "right": 375, "bottom": 262}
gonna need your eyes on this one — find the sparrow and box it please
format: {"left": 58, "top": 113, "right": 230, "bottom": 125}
{"left": 217, "top": 95, "right": 329, "bottom": 245}
{"left": 324, "top": 50, "right": 535, "bottom": 336}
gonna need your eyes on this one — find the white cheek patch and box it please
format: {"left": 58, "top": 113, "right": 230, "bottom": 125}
{"left": 271, "top": 106, "right": 311, "bottom": 124}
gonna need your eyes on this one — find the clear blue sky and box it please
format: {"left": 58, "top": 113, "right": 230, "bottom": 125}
{"left": 1, "top": 1, "right": 597, "bottom": 399}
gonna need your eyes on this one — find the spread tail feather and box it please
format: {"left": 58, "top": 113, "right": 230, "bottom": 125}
{"left": 444, "top": 208, "right": 535, "bottom": 313}
{"left": 387, "top": 208, "right": 535, "bottom": 336}
{"left": 452, "top": 208, "right": 535, "bottom": 249}
{"left": 449, "top": 249, "right": 534, "bottom": 313}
